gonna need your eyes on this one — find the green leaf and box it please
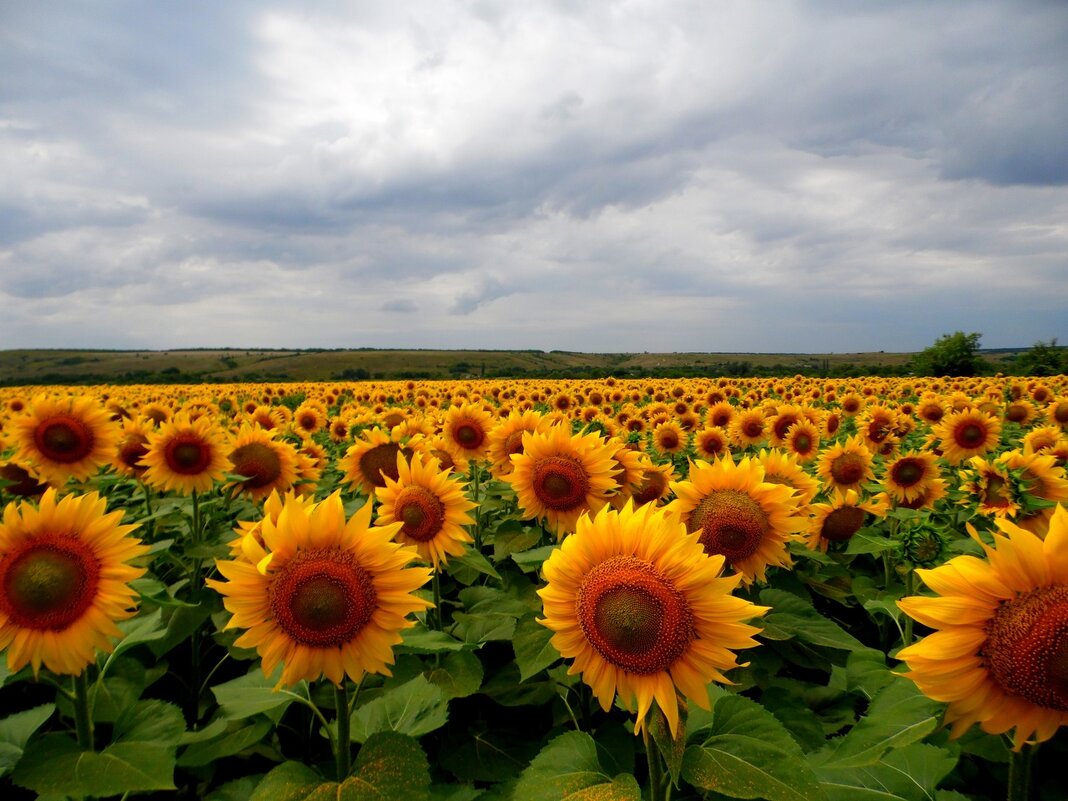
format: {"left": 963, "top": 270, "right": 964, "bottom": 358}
{"left": 459, "top": 585, "right": 534, "bottom": 617}
{"left": 845, "top": 649, "right": 895, "bottom": 700}
{"left": 813, "top": 743, "right": 957, "bottom": 801}
{"left": 492, "top": 522, "right": 543, "bottom": 561}
{"left": 110, "top": 608, "right": 168, "bottom": 659}
{"left": 213, "top": 666, "right": 298, "bottom": 720}
{"left": 249, "top": 761, "right": 325, "bottom": 801}
{"left": 511, "top": 545, "right": 556, "bottom": 572}
{"left": 131, "top": 576, "right": 199, "bottom": 608}
{"left": 397, "top": 624, "right": 470, "bottom": 654}
{"left": 760, "top": 688, "right": 828, "bottom": 753}
{"left": 845, "top": 530, "right": 898, "bottom": 555}
{"left": 480, "top": 662, "right": 558, "bottom": 706}
{"left": 430, "top": 784, "right": 483, "bottom": 801}
{"left": 425, "top": 650, "right": 484, "bottom": 699}
{"left": 0, "top": 704, "right": 54, "bottom": 777}
{"left": 148, "top": 601, "right": 213, "bottom": 657}
{"left": 513, "top": 616, "right": 560, "bottom": 681}
{"left": 514, "top": 731, "right": 641, "bottom": 801}
{"left": 682, "top": 694, "right": 827, "bottom": 801}
{"left": 343, "top": 731, "right": 431, "bottom": 801}
{"left": 759, "top": 589, "right": 865, "bottom": 652}
{"left": 439, "top": 727, "right": 539, "bottom": 783}
{"left": 114, "top": 699, "right": 186, "bottom": 745}
{"left": 12, "top": 734, "right": 177, "bottom": 796}
{"left": 350, "top": 674, "right": 448, "bottom": 743}
{"left": 448, "top": 548, "right": 502, "bottom": 584}
{"left": 451, "top": 611, "right": 518, "bottom": 644}
{"left": 208, "top": 775, "right": 264, "bottom": 801}
{"left": 179, "top": 718, "right": 272, "bottom": 766}
{"left": 810, "top": 679, "right": 940, "bottom": 769}
{"left": 648, "top": 702, "right": 686, "bottom": 789}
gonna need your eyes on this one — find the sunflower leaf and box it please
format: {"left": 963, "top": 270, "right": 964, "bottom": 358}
{"left": 0, "top": 704, "right": 54, "bottom": 778}
{"left": 449, "top": 548, "right": 503, "bottom": 584}
{"left": 514, "top": 730, "right": 641, "bottom": 801}
{"left": 213, "top": 666, "right": 298, "bottom": 721}
{"left": 349, "top": 674, "right": 448, "bottom": 743}
{"left": 425, "top": 649, "right": 484, "bottom": 699}
{"left": 512, "top": 615, "right": 560, "bottom": 681}
{"left": 12, "top": 733, "right": 177, "bottom": 796}
{"left": 811, "top": 743, "right": 957, "bottom": 801}
{"left": 682, "top": 694, "right": 826, "bottom": 801}
{"left": 759, "top": 589, "right": 865, "bottom": 652}
{"left": 343, "top": 731, "right": 431, "bottom": 801}
{"left": 179, "top": 717, "right": 273, "bottom": 767}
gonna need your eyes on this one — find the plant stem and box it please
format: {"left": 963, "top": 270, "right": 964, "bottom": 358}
{"left": 1007, "top": 745, "right": 1034, "bottom": 801}
{"left": 643, "top": 724, "right": 667, "bottom": 801}
{"left": 73, "top": 670, "right": 94, "bottom": 751}
{"left": 432, "top": 569, "right": 443, "bottom": 631}
{"left": 334, "top": 682, "right": 351, "bottom": 781}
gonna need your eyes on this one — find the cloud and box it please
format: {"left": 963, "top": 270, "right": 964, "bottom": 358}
{"left": 382, "top": 298, "right": 418, "bottom": 313}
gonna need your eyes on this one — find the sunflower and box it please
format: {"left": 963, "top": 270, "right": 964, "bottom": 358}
{"left": 486, "top": 409, "right": 549, "bottom": 479}
{"left": 13, "top": 394, "right": 119, "bottom": 485}
{"left": 667, "top": 454, "right": 804, "bottom": 584}
{"left": 538, "top": 501, "right": 768, "bottom": 737}
{"left": 728, "top": 408, "right": 766, "bottom": 449}
{"left": 803, "top": 488, "right": 890, "bottom": 553}
{"left": 757, "top": 448, "right": 820, "bottom": 506}
{"left": 292, "top": 402, "right": 327, "bottom": 437}
{"left": 227, "top": 425, "right": 301, "bottom": 502}
{"left": 338, "top": 427, "right": 418, "bottom": 496}
{"left": 111, "top": 417, "right": 153, "bottom": 480}
{"left": 375, "top": 452, "right": 476, "bottom": 569}
{"left": 0, "top": 490, "right": 148, "bottom": 675}
{"left": 897, "top": 505, "right": 1068, "bottom": 749}
{"left": 1045, "top": 398, "right": 1068, "bottom": 430}
{"left": 933, "top": 409, "right": 1002, "bottom": 465}
{"left": 706, "top": 401, "right": 735, "bottom": 430}
{"left": 767, "top": 404, "right": 806, "bottom": 448}
{"left": 693, "top": 426, "right": 730, "bottom": 462}
{"left": 652, "top": 421, "right": 687, "bottom": 457}
{"left": 504, "top": 426, "right": 619, "bottom": 537}
{"left": 959, "top": 456, "right": 1019, "bottom": 518}
{"left": 209, "top": 493, "right": 432, "bottom": 687}
{"left": 628, "top": 461, "right": 678, "bottom": 509}
{"left": 782, "top": 419, "right": 821, "bottom": 464}
{"left": 882, "top": 451, "right": 941, "bottom": 505}
{"left": 817, "top": 434, "right": 875, "bottom": 493}
{"left": 0, "top": 460, "right": 50, "bottom": 499}
{"left": 894, "top": 477, "right": 949, "bottom": 511}
{"left": 917, "top": 393, "right": 946, "bottom": 425}
{"left": 606, "top": 441, "right": 651, "bottom": 508}
{"left": 229, "top": 490, "right": 317, "bottom": 560}
{"left": 441, "top": 402, "right": 494, "bottom": 462}
{"left": 1022, "top": 426, "right": 1065, "bottom": 456}
{"left": 141, "top": 413, "right": 232, "bottom": 495}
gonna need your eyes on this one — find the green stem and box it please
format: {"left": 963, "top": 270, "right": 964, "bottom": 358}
{"left": 73, "top": 670, "right": 94, "bottom": 751}
{"left": 334, "top": 682, "right": 351, "bottom": 780}
{"left": 432, "top": 569, "right": 443, "bottom": 631}
{"left": 643, "top": 724, "right": 668, "bottom": 801}
{"left": 1007, "top": 745, "right": 1034, "bottom": 801}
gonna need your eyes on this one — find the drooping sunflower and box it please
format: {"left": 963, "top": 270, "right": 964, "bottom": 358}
{"left": 110, "top": 417, "right": 153, "bottom": 479}
{"left": 667, "top": 454, "right": 805, "bottom": 584}
{"left": 141, "top": 413, "right": 232, "bottom": 495}
{"left": 816, "top": 434, "right": 875, "bottom": 493}
{"left": 538, "top": 501, "right": 768, "bottom": 737}
{"left": 338, "top": 427, "right": 418, "bottom": 496}
{"left": 13, "top": 394, "right": 119, "bottom": 485}
{"left": 375, "top": 452, "right": 476, "bottom": 569}
{"left": 897, "top": 505, "right": 1068, "bottom": 749}
{"left": 933, "top": 409, "right": 1002, "bottom": 465}
{"left": 209, "top": 493, "right": 432, "bottom": 687}
{"left": 628, "top": 461, "right": 678, "bottom": 509}
{"left": 959, "top": 456, "right": 1019, "bottom": 518}
{"left": 504, "top": 426, "right": 619, "bottom": 537}
{"left": 882, "top": 451, "right": 941, "bottom": 505}
{"left": 227, "top": 425, "right": 302, "bottom": 502}
{"left": 0, "top": 489, "right": 148, "bottom": 675}
{"left": 802, "top": 488, "right": 890, "bottom": 553}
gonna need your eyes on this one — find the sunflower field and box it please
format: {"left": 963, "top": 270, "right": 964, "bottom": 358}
{"left": 1, "top": 375, "right": 1067, "bottom": 801}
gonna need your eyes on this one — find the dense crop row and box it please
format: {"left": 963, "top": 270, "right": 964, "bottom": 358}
{"left": 0, "top": 374, "right": 1066, "bottom": 801}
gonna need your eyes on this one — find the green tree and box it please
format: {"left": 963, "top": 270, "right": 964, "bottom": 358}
{"left": 1015, "top": 338, "right": 1067, "bottom": 376}
{"left": 911, "top": 331, "right": 983, "bottom": 377}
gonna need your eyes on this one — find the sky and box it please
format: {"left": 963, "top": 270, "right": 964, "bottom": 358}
{"left": 1, "top": 0, "right": 1067, "bottom": 354}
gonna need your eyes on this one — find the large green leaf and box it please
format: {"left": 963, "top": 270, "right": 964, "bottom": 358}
{"left": 12, "top": 734, "right": 177, "bottom": 797}
{"left": 514, "top": 731, "right": 640, "bottom": 801}
{"left": 398, "top": 624, "right": 471, "bottom": 653}
{"left": 0, "top": 704, "right": 54, "bottom": 778}
{"left": 682, "top": 694, "right": 827, "bottom": 801}
{"left": 426, "top": 649, "right": 484, "bottom": 698}
{"left": 492, "top": 522, "right": 543, "bottom": 561}
{"left": 439, "top": 727, "right": 540, "bottom": 783}
{"left": 344, "top": 731, "right": 431, "bottom": 801}
{"left": 213, "top": 666, "right": 300, "bottom": 720}
{"left": 350, "top": 674, "right": 448, "bottom": 743}
{"left": 513, "top": 616, "right": 561, "bottom": 681}
{"left": 114, "top": 699, "right": 186, "bottom": 745}
{"left": 449, "top": 548, "right": 502, "bottom": 584}
{"left": 810, "top": 680, "right": 940, "bottom": 769}
{"left": 759, "top": 589, "right": 865, "bottom": 652}
{"left": 813, "top": 743, "right": 957, "bottom": 801}
{"left": 179, "top": 718, "right": 272, "bottom": 767}
{"left": 451, "top": 611, "right": 518, "bottom": 644}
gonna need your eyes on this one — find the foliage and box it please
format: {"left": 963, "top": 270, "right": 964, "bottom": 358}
{"left": 910, "top": 331, "right": 984, "bottom": 377}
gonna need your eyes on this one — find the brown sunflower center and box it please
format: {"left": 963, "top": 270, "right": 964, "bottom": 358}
{"left": 773, "top": 416, "right": 798, "bottom": 441}
{"left": 504, "top": 429, "right": 529, "bottom": 457}
{"left": 688, "top": 489, "right": 769, "bottom": 564}
{"left": 118, "top": 435, "right": 149, "bottom": 474}
{"left": 984, "top": 585, "right": 1068, "bottom": 711}
{"left": 358, "top": 443, "right": 409, "bottom": 489}
{"left": 830, "top": 453, "right": 865, "bottom": 486}
{"left": 269, "top": 548, "right": 377, "bottom": 647}
{"left": 230, "top": 442, "right": 282, "bottom": 489}
{"left": 0, "top": 537, "right": 101, "bottom": 630}
{"left": 577, "top": 555, "right": 694, "bottom": 674}
{"left": 454, "top": 423, "right": 485, "bottom": 450}
{"left": 658, "top": 431, "right": 679, "bottom": 450}
{"left": 742, "top": 418, "right": 764, "bottom": 438}
{"left": 33, "top": 415, "right": 95, "bottom": 464}
{"left": 791, "top": 432, "right": 814, "bottom": 455}
{"left": 166, "top": 436, "right": 213, "bottom": 475}
{"left": 955, "top": 422, "right": 986, "bottom": 449}
{"left": 891, "top": 458, "right": 925, "bottom": 489}
{"left": 532, "top": 456, "right": 590, "bottom": 511}
{"left": 983, "top": 474, "right": 1012, "bottom": 508}
{"left": 631, "top": 469, "right": 668, "bottom": 506}
{"left": 396, "top": 487, "right": 446, "bottom": 542}
{"left": 821, "top": 506, "right": 866, "bottom": 542}
{"left": 0, "top": 463, "right": 49, "bottom": 497}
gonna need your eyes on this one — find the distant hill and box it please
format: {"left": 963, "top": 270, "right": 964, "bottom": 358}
{"left": 0, "top": 347, "right": 1032, "bottom": 386}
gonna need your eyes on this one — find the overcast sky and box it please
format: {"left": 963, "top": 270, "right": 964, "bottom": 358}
{"left": 2, "top": 1, "right": 1066, "bottom": 354}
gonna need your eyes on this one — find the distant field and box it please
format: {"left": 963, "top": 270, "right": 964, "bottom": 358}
{"left": 0, "top": 347, "right": 1024, "bottom": 386}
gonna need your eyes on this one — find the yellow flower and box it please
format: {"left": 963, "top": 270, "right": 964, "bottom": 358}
{"left": 538, "top": 501, "right": 767, "bottom": 737}
{"left": 13, "top": 394, "right": 119, "bottom": 485}
{"left": 141, "top": 413, "right": 232, "bottom": 495}
{"left": 898, "top": 505, "right": 1068, "bottom": 749}
{"left": 0, "top": 490, "right": 147, "bottom": 675}
{"left": 209, "top": 493, "right": 432, "bottom": 687}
